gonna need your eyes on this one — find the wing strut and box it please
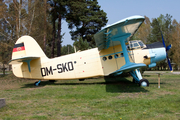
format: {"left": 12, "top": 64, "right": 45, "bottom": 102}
{"left": 110, "top": 39, "right": 146, "bottom": 76}
{"left": 119, "top": 40, "right": 146, "bottom": 71}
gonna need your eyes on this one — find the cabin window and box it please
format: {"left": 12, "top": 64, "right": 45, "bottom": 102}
{"left": 114, "top": 54, "right": 119, "bottom": 59}
{"left": 108, "top": 55, "right": 113, "bottom": 60}
{"left": 127, "top": 40, "right": 146, "bottom": 50}
{"left": 121, "top": 53, "right": 124, "bottom": 57}
{"left": 138, "top": 42, "right": 144, "bottom": 47}
{"left": 103, "top": 57, "right": 107, "bottom": 61}
{"left": 134, "top": 43, "right": 139, "bottom": 48}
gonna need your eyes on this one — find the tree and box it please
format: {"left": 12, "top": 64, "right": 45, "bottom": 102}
{"left": 133, "top": 16, "right": 151, "bottom": 44}
{"left": 147, "top": 14, "right": 174, "bottom": 70}
{"left": 48, "top": 0, "right": 67, "bottom": 57}
{"left": 147, "top": 18, "right": 161, "bottom": 44}
{"left": 56, "top": 0, "right": 67, "bottom": 57}
{"left": 0, "top": 42, "right": 12, "bottom": 75}
{"left": 73, "top": 37, "right": 90, "bottom": 51}
{"left": 43, "top": 0, "right": 47, "bottom": 53}
{"left": 0, "top": 1, "right": 13, "bottom": 75}
{"left": 171, "top": 19, "right": 180, "bottom": 70}
{"left": 61, "top": 44, "right": 74, "bottom": 55}
{"left": 66, "top": 0, "right": 108, "bottom": 47}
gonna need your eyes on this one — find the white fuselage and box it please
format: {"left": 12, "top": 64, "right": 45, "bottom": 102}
{"left": 12, "top": 44, "right": 154, "bottom": 80}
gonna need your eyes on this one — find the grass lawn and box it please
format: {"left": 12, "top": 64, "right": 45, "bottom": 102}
{"left": 0, "top": 72, "right": 180, "bottom": 120}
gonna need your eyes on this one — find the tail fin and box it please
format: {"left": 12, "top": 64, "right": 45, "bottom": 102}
{"left": 11, "top": 35, "right": 46, "bottom": 60}
{"left": 9, "top": 35, "right": 47, "bottom": 73}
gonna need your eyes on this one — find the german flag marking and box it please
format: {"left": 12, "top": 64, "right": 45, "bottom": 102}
{"left": 13, "top": 43, "right": 25, "bottom": 52}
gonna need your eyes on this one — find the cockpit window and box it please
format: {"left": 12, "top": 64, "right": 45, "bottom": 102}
{"left": 134, "top": 43, "right": 139, "bottom": 48}
{"left": 138, "top": 41, "right": 144, "bottom": 47}
{"left": 127, "top": 40, "right": 146, "bottom": 50}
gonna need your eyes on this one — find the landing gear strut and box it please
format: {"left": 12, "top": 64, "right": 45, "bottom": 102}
{"left": 130, "top": 69, "right": 149, "bottom": 87}
{"left": 34, "top": 80, "right": 41, "bottom": 86}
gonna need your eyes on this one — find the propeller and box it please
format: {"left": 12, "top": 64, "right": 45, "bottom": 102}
{"left": 160, "top": 31, "right": 173, "bottom": 72}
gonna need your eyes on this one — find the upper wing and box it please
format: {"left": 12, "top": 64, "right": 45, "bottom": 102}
{"left": 94, "top": 15, "right": 145, "bottom": 50}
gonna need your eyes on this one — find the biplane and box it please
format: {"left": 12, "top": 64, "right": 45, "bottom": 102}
{"left": 9, "top": 15, "right": 172, "bottom": 87}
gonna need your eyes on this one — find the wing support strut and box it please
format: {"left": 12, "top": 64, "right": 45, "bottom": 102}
{"left": 109, "top": 34, "right": 146, "bottom": 76}
{"left": 119, "top": 39, "right": 146, "bottom": 72}
{"left": 22, "top": 60, "right": 32, "bottom": 72}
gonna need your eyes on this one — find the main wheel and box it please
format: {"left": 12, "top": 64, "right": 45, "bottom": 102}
{"left": 139, "top": 79, "right": 149, "bottom": 87}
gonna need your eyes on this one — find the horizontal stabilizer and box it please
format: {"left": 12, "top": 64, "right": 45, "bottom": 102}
{"left": 9, "top": 56, "right": 40, "bottom": 72}
{"left": 9, "top": 56, "right": 40, "bottom": 65}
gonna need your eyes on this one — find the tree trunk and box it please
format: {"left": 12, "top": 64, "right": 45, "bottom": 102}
{"left": 51, "top": 18, "right": 55, "bottom": 58}
{"left": 57, "top": 14, "right": 61, "bottom": 57}
{"left": 2, "top": 63, "right": 5, "bottom": 75}
{"left": 13, "top": 0, "right": 19, "bottom": 38}
{"left": 43, "top": 0, "right": 47, "bottom": 53}
{"left": 18, "top": 0, "right": 22, "bottom": 36}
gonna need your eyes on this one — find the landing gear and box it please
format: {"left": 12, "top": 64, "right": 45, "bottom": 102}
{"left": 130, "top": 69, "right": 149, "bottom": 87}
{"left": 34, "top": 80, "right": 41, "bottom": 86}
{"left": 139, "top": 79, "right": 149, "bottom": 87}
{"left": 132, "top": 78, "right": 136, "bottom": 83}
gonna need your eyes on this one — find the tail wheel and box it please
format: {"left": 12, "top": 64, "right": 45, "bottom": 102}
{"left": 139, "top": 79, "right": 149, "bottom": 87}
{"left": 34, "top": 81, "right": 40, "bottom": 86}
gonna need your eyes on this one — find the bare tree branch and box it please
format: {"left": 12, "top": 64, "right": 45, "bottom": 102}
{"left": 28, "top": 3, "right": 35, "bottom": 35}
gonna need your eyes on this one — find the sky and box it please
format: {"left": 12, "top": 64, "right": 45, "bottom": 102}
{"left": 61, "top": 0, "right": 180, "bottom": 46}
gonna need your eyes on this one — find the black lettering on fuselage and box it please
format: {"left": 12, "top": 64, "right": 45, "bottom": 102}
{"left": 46, "top": 66, "right": 53, "bottom": 76}
{"left": 62, "top": 63, "right": 68, "bottom": 72}
{"left": 57, "top": 64, "right": 63, "bottom": 73}
{"left": 41, "top": 66, "right": 53, "bottom": 77}
{"left": 68, "top": 62, "right": 74, "bottom": 71}
{"left": 41, "top": 68, "right": 46, "bottom": 77}
{"left": 41, "top": 61, "right": 74, "bottom": 77}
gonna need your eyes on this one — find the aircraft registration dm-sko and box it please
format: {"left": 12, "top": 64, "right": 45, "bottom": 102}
{"left": 9, "top": 15, "right": 172, "bottom": 87}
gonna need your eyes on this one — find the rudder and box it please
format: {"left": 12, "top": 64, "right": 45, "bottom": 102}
{"left": 12, "top": 35, "right": 47, "bottom": 60}
{"left": 9, "top": 35, "right": 47, "bottom": 78}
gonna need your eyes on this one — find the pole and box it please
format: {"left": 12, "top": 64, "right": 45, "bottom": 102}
{"left": 158, "top": 73, "right": 160, "bottom": 88}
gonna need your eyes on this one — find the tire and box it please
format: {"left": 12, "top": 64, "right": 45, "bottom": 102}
{"left": 139, "top": 79, "right": 149, "bottom": 87}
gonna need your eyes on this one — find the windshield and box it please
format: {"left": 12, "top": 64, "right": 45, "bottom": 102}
{"left": 127, "top": 40, "right": 146, "bottom": 50}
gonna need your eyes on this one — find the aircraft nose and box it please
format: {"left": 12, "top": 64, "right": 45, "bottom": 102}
{"left": 145, "top": 42, "right": 166, "bottom": 65}
{"left": 150, "top": 47, "right": 166, "bottom": 63}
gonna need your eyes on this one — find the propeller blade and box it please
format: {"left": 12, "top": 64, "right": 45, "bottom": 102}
{"left": 166, "top": 55, "right": 173, "bottom": 72}
{"left": 160, "top": 32, "right": 166, "bottom": 48}
{"left": 158, "top": 21, "right": 173, "bottom": 72}
{"left": 166, "top": 44, "right": 172, "bottom": 52}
